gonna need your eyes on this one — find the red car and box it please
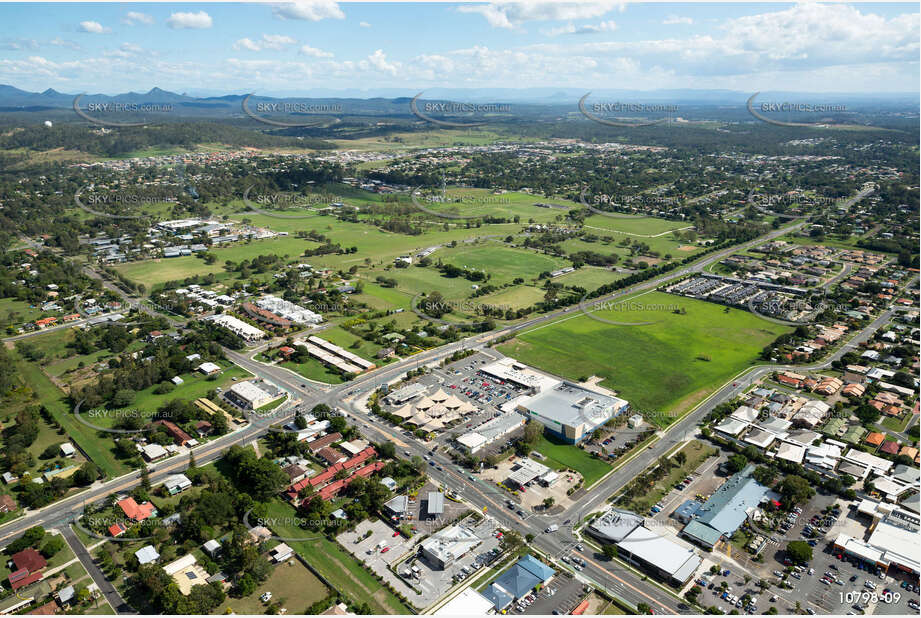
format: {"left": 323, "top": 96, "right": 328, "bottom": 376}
{"left": 381, "top": 547, "right": 390, "bottom": 553}
{"left": 392, "top": 531, "right": 400, "bottom": 537}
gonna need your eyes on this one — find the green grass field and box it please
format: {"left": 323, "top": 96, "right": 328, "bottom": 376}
{"left": 91, "top": 362, "right": 250, "bottom": 428}
{"left": 218, "top": 557, "right": 329, "bottom": 615}
{"left": 497, "top": 291, "right": 791, "bottom": 415}
{"left": 534, "top": 435, "right": 612, "bottom": 487}
{"left": 552, "top": 266, "right": 626, "bottom": 290}
{"left": 582, "top": 214, "right": 693, "bottom": 237}
{"left": 14, "top": 356, "right": 130, "bottom": 478}
{"left": 475, "top": 285, "right": 546, "bottom": 310}
{"left": 880, "top": 414, "right": 913, "bottom": 434}
{"left": 439, "top": 244, "right": 569, "bottom": 286}
{"left": 261, "top": 500, "right": 410, "bottom": 614}
{"left": 0, "top": 298, "right": 45, "bottom": 327}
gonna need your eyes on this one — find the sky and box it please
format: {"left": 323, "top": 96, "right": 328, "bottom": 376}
{"left": 0, "top": 1, "right": 918, "bottom": 96}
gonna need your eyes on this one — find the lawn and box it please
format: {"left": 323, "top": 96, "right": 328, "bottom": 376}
{"left": 582, "top": 214, "right": 693, "bottom": 236}
{"left": 0, "top": 297, "right": 45, "bottom": 327}
{"left": 533, "top": 435, "right": 612, "bottom": 488}
{"left": 497, "top": 291, "right": 791, "bottom": 415}
{"left": 552, "top": 266, "right": 626, "bottom": 291}
{"left": 261, "top": 500, "right": 410, "bottom": 614}
{"left": 880, "top": 414, "right": 913, "bottom": 434}
{"left": 217, "top": 556, "right": 329, "bottom": 615}
{"left": 475, "top": 285, "right": 546, "bottom": 311}
{"left": 438, "top": 244, "right": 569, "bottom": 286}
{"left": 282, "top": 359, "right": 346, "bottom": 384}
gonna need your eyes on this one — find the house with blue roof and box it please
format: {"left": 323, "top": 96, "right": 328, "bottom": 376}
{"left": 482, "top": 554, "right": 555, "bottom": 611}
{"left": 680, "top": 464, "right": 769, "bottom": 549}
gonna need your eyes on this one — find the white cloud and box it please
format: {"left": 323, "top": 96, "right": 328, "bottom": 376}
{"left": 544, "top": 20, "right": 617, "bottom": 36}
{"left": 361, "top": 49, "right": 398, "bottom": 76}
{"left": 234, "top": 34, "right": 297, "bottom": 52}
{"left": 104, "top": 42, "right": 147, "bottom": 58}
{"left": 122, "top": 11, "right": 154, "bottom": 26}
{"left": 301, "top": 45, "right": 334, "bottom": 58}
{"left": 49, "top": 38, "right": 82, "bottom": 51}
{"left": 663, "top": 15, "right": 693, "bottom": 25}
{"left": 359, "top": 21, "right": 371, "bottom": 28}
{"left": 78, "top": 21, "right": 111, "bottom": 34}
{"left": 459, "top": 1, "right": 624, "bottom": 30}
{"left": 166, "top": 11, "right": 213, "bottom": 30}
{"left": 273, "top": 1, "right": 345, "bottom": 22}
{"left": 261, "top": 34, "right": 297, "bottom": 50}
{"left": 234, "top": 38, "right": 261, "bottom": 51}
{"left": 0, "top": 38, "right": 39, "bottom": 51}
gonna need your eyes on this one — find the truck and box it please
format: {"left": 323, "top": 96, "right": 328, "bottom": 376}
{"left": 545, "top": 524, "right": 559, "bottom": 533}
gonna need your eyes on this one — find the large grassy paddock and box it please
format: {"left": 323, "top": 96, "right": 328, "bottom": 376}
{"left": 497, "top": 291, "right": 791, "bottom": 415}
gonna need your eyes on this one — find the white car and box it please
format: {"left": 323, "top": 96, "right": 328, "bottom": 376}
{"left": 261, "top": 592, "right": 273, "bottom": 602}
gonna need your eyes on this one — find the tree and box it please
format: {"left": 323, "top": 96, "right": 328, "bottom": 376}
{"left": 542, "top": 497, "right": 555, "bottom": 509}
{"left": 727, "top": 454, "right": 748, "bottom": 473}
{"left": 779, "top": 475, "right": 814, "bottom": 506}
{"left": 602, "top": 544, "right": 618, "bottom": 560}
{"left": 140, "top": 465, "right": 151, "bottom": 491}
{"left": 7, "top": 526, "right": 45, "bottom": 553}
{"left": 675, "top": 451, "right": 687, "bottom": 467}
{"left": 523, "top": 420, "right": 544, "bottom": 445}
{"left": 40, "top": 536, "right": 65, "bottom": 558}
{"left": 636, "top": 602, "right": 650, "bottom": 614}
{"left": 786, "top": 540, "right": 813, "bottom": 564}
{"left": 73, "top": 461, "right": 100, "bottom": 486}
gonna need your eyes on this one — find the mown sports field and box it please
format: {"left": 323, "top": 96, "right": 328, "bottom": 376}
{"left": 497, "top": 291, "right": 791, "bottom": 416}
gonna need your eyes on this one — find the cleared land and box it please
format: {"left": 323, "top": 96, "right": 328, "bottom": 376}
{"left": 619, "top": 440, "right": 718, "bottom": 514}
{"left": 261, "top": 500, "right": 410, "bottom": 615}
{"left": 497, "top": 291, "right": 791, "bottom": 415}
{"left": 217, "top": 557, "right": 329, "bottom": 615}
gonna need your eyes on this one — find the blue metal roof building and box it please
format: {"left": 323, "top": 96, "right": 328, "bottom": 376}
{"left": 673, "top": 499, "right": 703, "bottom": 524}
{"left": 482, "top": 554, "right": 555, "bottom": 610}
{"left": 679, "top": 464, "right": 769, "bottom": 549}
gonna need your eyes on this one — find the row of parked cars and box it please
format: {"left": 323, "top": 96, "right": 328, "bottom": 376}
{"left": 451, "top": 546, "right": 502, "bottom": 584}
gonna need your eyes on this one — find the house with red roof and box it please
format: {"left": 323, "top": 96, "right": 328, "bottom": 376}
{"left": 9, "top": 569, "right": 43, "bottom": 590}
{"left": 306, "top": 432, "right": 342, "bottom": 453}
{"left": 879, "top": 440, "right": 900, "bottom": 456}
{"left": 152, "top": 420, "right": 193, "bottom": 446}
{"left": 284, "top": 447, "right": 378, "bottom": 504}
{"left": 116, "top": 497, "right": 156, "bottom": 522}
{"left": 12, "top": 548, "right": 47, "bottom": 574}
{"left": 8, "top": 548, "right": 47, "bottom": 590}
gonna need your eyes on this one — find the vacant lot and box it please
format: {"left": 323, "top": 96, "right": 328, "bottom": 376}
{"left": 497, "top": 291, "right": 790, "bottom": 415}
{"left": 620, "top": 439, "right": 719, "bottom": 514}
{"left": 217, "top": 557, "right": 329, "bottom": 615}
{"left": 15, "top": 355, "right": 130, "bottom": 478}
{"left": 261, "top": 500, "right": 410, "bottom": 615}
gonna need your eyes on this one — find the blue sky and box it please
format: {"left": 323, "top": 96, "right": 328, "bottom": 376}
{"left": 0, "top": 2, "right": 917, "bottom": 95}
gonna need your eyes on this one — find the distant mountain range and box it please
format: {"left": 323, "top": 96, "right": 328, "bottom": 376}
{"left": 0, "top": 84, "right": 916, "bottom": 110}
